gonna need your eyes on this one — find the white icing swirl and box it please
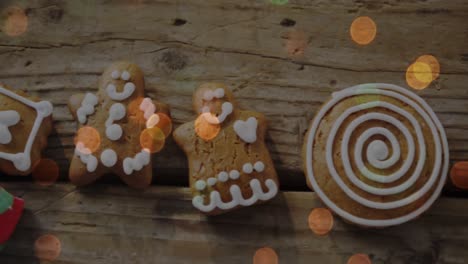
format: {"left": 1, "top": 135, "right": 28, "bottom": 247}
{"left": 75, "top": 142, "right": 98, "bottom": 173}
{"left": 77, "top": 93, "right": 98, "bottom": 124}
{"left": 123, "top": 149, "right": 151, "bottom": 175}
{"left": 304, "top": 83, "right": 449, "bottom": 227}
{"left": 0, "top": 110, "right": 20, "bottom": 144}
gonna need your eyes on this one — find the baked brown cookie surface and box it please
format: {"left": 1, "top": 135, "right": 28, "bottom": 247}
{"left": 173, "top": 83, "right": 279, "bottom": 215}
{"left": 302, "top": 83, "right": 449, "bottom": 227}
{"left": 0, "top": 85, "right": 53, "bottom": 176}
{"left": 68, "top": 62, "right": 171, "bottom": 189}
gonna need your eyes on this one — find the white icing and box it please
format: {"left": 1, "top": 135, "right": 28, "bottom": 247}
{"left": 304, "top": 83, "right": 449, "bottom": 227}
{"left": 111, "top": 70, "right": 120, "bottom": 80}
{"left": 217, "top": 171, "right": 229, "bottom": 182}
{"left": 75, "top": 142, "right": 98, "bottom": 173}
{"left": 121, "top": 71, "right": 131, "bottom": 81}
{"left": 123, "top": 149, "right": 151, "bottom": 175}
{"left": 207, "top": 177, "right": 217, "bottom": 186}
{"left": 233, "top": 117, "right": 258, "bottom": 143}
{"left": 192, "top": 179, "right": 278, "bottom": 212}
{"left": 242, "top": 163, "right": 253, "bottom": 174}
{"left": 146, "top": 114, "right": 160, "bottom": 129}
{"left": 139, "top": 98, "right": 157, "bottom": 120}
{"left": 105, "top": 103, "right": 126, "bottom": 141}
{"left": 0, "top": 86, "right": 53, "bottom": 171}
{"left": 229, "top": 170, "right": 240, "bottom": 180}
{"left": 254, "top": 161, "right": 265, "bottom": 172}
{"left": 106, "top": 82, "right": 135, "bottom": 101}
{"left": 203, "top": 88, "right": 225, "bottom": 101}
{"left": 195, "top": 180, "right": 206, "bottom": 191}
{"left": 100, "top": 149, "right": 117, "bottom": 168}
{"left": 0, "top": 110, "right": 20, "bottom": 144}
{"left": 201, "top": 102, "right": 233, "bottom": 124}
{"left": 77, "top": 93, "right": 98, "bottom": 124}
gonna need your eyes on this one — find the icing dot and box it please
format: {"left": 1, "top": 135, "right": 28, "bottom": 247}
{"left": 229, "top": 170, "right": 240, "bottom": 180}
{"left": 214, "top": 88, "right": 225, "bottom": 98}
{"left": 367, "top": 140, "right": 389, "bottom": 161}
{"left": 254, "top": 161, "right": 265, "bottom": 172}
{"left": 203, "top": 90, "right": 214, "bottom": 101}
{"left": 121, "top": 71, "right": 131, "bottom": 81}
{"left": 13, "top": 153, "right": 30, "bottom": 172}
{"left": 217, "top": 171, "right": 229, "bottom": 182}
{"left": 36, "top": 101, "right": 54, "bottom": 117}
{"left": 111, "top": 70, "right": 120, "bottom": 79}
{"left": 243, "top": 163, "right": 253, "bottom": 174}
{"left": 100, "top": 149, "right": 118, "bottom": 168}
{"left": 109, "top": 103, "right": 126, "bottom": 120}
{"left": 195, "top": 180, "right": 207, "bottom": 191}
{"left": 207, "top": 177, "right": 217, "bottom": 186}
{"left": 106, "top": 124, "right": 123, "bottom": 141}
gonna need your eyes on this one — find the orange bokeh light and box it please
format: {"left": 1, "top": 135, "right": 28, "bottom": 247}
{"left": 74, "top": 126, "right": 101, "bottom": 154}
{"left": 140, "top": 126, "right": 166, "bottom": 153}
{"left": 308, "top": 208, "right": 334, "bottom": 236}
{"left": 34, "top": 234, "right": 61, "bottom": 261}
{"left": 350, "top": 16, "right": 377, "bottom": 45}
{"left": 155, "top": 113, "right": 172, "bottom": 137}
{"left": 253, "top": 247, "right": 278, "bottom": 264}
{"left": 32, "top": 159, "right": 60, "bottom": 186}
{"left": 406, "top": 55, "right": 440, "bottom": 90}
{"left": 3, "top": 6, "right": 28, "bottom": 37}
{"left": 195, "top": 113, "right": 221, "bottom": 141}
{"left": 347, "top": 254, "right": 372, "bottom": 264}
{"left": 450, "top": 162, "right": 468, "bottom": 189}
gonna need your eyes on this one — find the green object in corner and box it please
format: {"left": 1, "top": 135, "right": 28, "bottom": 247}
{"left": 0, "top": 188, "right": 14, "bottom": 214}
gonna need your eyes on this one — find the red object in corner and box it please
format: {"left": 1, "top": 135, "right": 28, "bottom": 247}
{"left": 0, "top": 197, "right": 24, "bottom": 244}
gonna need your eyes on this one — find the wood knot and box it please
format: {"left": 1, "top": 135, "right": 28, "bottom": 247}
{"left": 159, "top": 50, "right": 188, "bottom": 71}
{"left": 173, "top": 18, "right": 187, "bottom": 26}
{"left": 280, "top": 18, "right": 296, "bottom": 27}
{"left": 47, "top": 6, "right": 63, "bottom": 23}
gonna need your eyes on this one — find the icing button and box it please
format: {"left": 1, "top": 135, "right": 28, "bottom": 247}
{"left": 254, "top": 161, "right": 265, "bottom": 172}
{"left": 242, "top": 163, "right": 253, "bottom": 174}
{"left": 207, "top": 177, "right": 217, "bottom": 186}
{"left": 217, "top": 171, "right": 229, "bottom": 182}
{"left": 203, "top": 90, "right": 214, "bottom": 101}
{"left": 101, "top": 149, "right": 117, "bottom": 167}
{"left": 214, "top": 88, "right": 225, "bottom": 98}
{"left": 111, "top": 70, "right": 120, "bottom": 79}
{"left": 195, "top": 180, "right": 207, "bottom": 191}
{"left": 12, "top": 153, "right": 31, "bottom": 172}
{"left": 106, "top": 124, "right": 123, "bottom": 141}
{"left": 121, "top": 71, "right": 131, "bottom": 81}
{"left": 36, "top": 101, "right": 54, "bottom": 117}
{"left": 229, "top": 170, "right": 240, "bottom": 180}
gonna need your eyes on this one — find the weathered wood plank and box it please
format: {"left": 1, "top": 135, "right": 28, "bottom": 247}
{"left": 0, "top": 182, "right": 467, "bottom": 263}
{"left": 0, "top": 0, "right": 467, "bottom": 187}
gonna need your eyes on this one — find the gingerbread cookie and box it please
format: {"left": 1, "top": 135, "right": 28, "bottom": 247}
{"left": 0, "top": 85, "right": 53, "bottom": 176}
{"left": 68, "top": 62, "right": 172, "bottom": 189}
{"left": 0, "top": 187, "right": 24, "bottom": 249}
{"left": 302, "top": 83, "right": 449, "bottom": 227}
{"left": 173, "top": 83, "right": 279, "bottom": 215}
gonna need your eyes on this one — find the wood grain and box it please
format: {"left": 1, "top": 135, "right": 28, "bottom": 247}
{"left": 0, "top": 0, "right": 467, "bottom": 189}
{"left": 0, "top": 182, "right": 467, "bottom": 263}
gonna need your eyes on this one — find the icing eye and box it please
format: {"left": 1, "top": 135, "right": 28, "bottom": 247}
{"left": 195, "top": 180, "right": 207, "bottom": 191}
{"left": 111, "top": 70, "right": 120, "bottom": 79}
{"left": 229, "top": 170, "right": 240, "bottom": 180}
{"left": 254, "top": 161, "right": 265, "bottom": 172}
{"left": 207, "top": 177, "right": 218, "bottom": 186}
{"left": 214, "top": 88, "right": 225, "bottom": 98}
{"left": 242, "top": 163, "right": 253, "bottom": 174}
{"left": 217, "top": 171, "right": 229, "bottom": 182}
{"left": 121, "top": 71, "right": 131, "bottom": 81}
{"left": 203, "top": 90, "right": 214, "bottom": 101}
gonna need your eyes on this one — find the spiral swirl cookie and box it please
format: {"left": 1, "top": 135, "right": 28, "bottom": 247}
{"left": 302, "top": 83, "right": 449, "bottom": 227}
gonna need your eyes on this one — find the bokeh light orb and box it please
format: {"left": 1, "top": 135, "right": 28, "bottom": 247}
{"left": 195, "top": 113, "right": 221, "bottom": 141}
{"left": 34, "top": 234, "right": 61, "bottom": 261}
{"left": 3, "top": 6, "right": 28, "bottom": 37}
{"left": 74, "top": 126, "right": 101, "bottom": 154}
{"left": 350, "top": 16, "right": 377, "bottom": 45}
{"left": 347, "top": 253, "right": 372, "bottom": 264}
{"left": 32, "top": 159, "right": 60, "bottom": 186}
{"left": 253, "top": 247, "right": 278, "bottom": 264}
{"left": 406, "top": 55, "right": 440, "bottom": 90}
{"left": 140, "top": 126, "right": 166, "bottom": 153}
{"left": 308, "top": 208, "right": 334, "bottom": 236}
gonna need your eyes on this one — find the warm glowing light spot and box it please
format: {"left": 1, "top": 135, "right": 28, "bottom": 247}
{"left": 195, "top": 113, "right": 220, "bottom": 141}
{"left": 3, "top": 6, "right": 28, "bottom": 37}
{"left": 308, "top": 208, "right": 334, "bottom": 236}
{"left": 155, "top": 113, "right": 173, "bottom": 137}
{"left": 146, "top": 114, "right": 160, "bottom": 128}
{"left": 32, "top": 159, "right": 60, "bottom": 186}
{"left": 140, "top": 127, "right": 165, "bottom": 153}
{"left": 34, "top": 234, "right": 61, "bottom": 261}
{"left": 284, "top": 30, "right": 308, "bottom": 57}
{"left": 253, "top": 247, "right": 278, "bottom": 264}
{"left": 450, "top": 162, "right": 468, "bottom": 189}
{"left": 350, "top": 16, "right": 377, "bottom": 45}
{"left": 347, "top": 254, "right": 372, "bottom": 264}
{"left": 128, "top": 97, "right": 146, "bottom": 123}
{"left": 74, "top": 126, "right": 101, "bottom": 154}
{"left": 406, "top": 63, "right": 430, "bottom": 90}
{"left": 406, "top": 55, "right": 440, "bottom": 90}
{"left": 417, "top": 55, "right": 440, "bottom": 80}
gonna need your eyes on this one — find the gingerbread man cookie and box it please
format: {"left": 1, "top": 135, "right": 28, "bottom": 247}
{"left": 173, "top": 83, "right": 279, "bottom": 215}
{"left": 68, "top": 62, "right": 171, "bottom": 189}
{"left": 302, "top": 83, "right": 449, "bottom": 227}
{"left": 0, "top": 85, "right": 53, "bottom": 176}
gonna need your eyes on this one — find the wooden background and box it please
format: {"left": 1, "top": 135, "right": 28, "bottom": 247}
{"left": 0, "top": 0, "right": 467, "bottom": 263}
